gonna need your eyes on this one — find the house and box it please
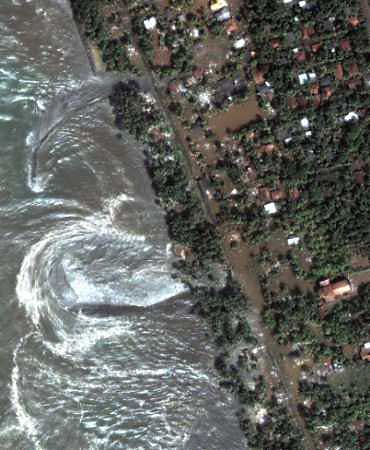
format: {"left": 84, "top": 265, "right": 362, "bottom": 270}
{"left": 144, "top": 17, "right": 157, "bottom": 31}
{"left": 360, "top": 343, "right": 370, "bottom": 362}
{"left": 227, "top": 19, "right": 239, "bottom": 34}
{"left": 319, "top": 279, "right": 353, "bottom": 303}
{"left": 254, "top": 70, "right": 265, "bottom": 85}
{"left": 349, "top": 63, "right": 360, "bottom": 77}
{"left": 271, "top": 189, "right": 286, "bottom": 201}
{"left": 257, "top": 187, "right": 271, "bottom": 202}
{"left": 340, "top": 39, "right": 352, "bottom": 52}
{"left": 233, "top": 38, "right": 246, "bottom": 50}
{"left": 264, "top": 202, "right": 278, "bottom": 215}
{"left": 290, "top": 188, "right": 301, "bottom": 200}
{"left": 216, "top": 8, "right": 231, "bottom": 22}
{"left": 210, "top": 0, "right": 228, "bottom": 12}
{"left": 186, "top": 67, "right": 205, "bottom": 87}
{"left": 298, "top": 72, "right": 316, "bottom": 85}
{"left": 271, "top": 39, "right": 281, "bottom": 49}
{"left": 349, "top": 16, "right": 360, "bottom": 27}
{"left": 258, "top": 186, "right": 286, "bottom": 202}
{"left": 311, "top": 42, "right": 322, "bottom": 53}
{"left": 302, "top": 26, "right": 315, "bottom": 40}
{"left": 300, "top": 117, "right": 310, "bottom": 129}
{"left": 295, "top": 50, "right": 307, "bottom": 63}
{"left": 344, "top": 111, "right": 359, "bottom": 123}
{"left": 257, "top": 143, "right": 277, "bottom": 155}
{"left": 336, "top": 63, "right": 344, "bottom": 81}
{"left": 229, "top": 231, "right": 242, "bottom": 248}
{"left": 310, "top": 83, "right": 319, "bottom": 96}
{"left": 288, "top": 236, "right": 300, "bottom": 246}
{"left": 174, "top": 244, "right": 192, "bottom": 261}
{"left": 323, "top": 87, "right": 333, "bottom": 99}
{"left": 168, "top": 81, "right": 184, "bottom": 95}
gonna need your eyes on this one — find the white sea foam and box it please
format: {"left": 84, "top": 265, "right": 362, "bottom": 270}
{"left": 0, "top": 113, "right": 13, "bottom": 121}
{"left": 16, "top": 208, "right": 185, "bottom": 335}
{"left": 10, "top": 334, "right": 43, "bottom": 450}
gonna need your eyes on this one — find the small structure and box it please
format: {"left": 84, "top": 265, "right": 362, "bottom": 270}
{"left": 336, "top": 63, "right": 344, "bottom": 81}
{"left": 216, "top": 8, "right": 231, "bottom": 22}
{"left": 319, "top": 279, "right": 353, "bottom": 303}
{"left": 205, "top": 189, "right": 213, "bottom": 200}
{"left": 229, "top": 231, "right": 242, "bottom": 248}
{"left": 144, "top": 17, "right": 157, "bottom": 31}
{"left": 227, "top": 19, "right": 239, "bottom": 34}
{"left": 340, "top": 39, "right": 352, "bottom": 52}
{"left": 300, "top": 117, "right": 310, "bottom": 129}
{"left": 360, "top": 343, "right": 370, "bottom": 362}
{"left": 288, "top": 236, "right": 300, "bottom": 246}
{"left": 210, "top": 0, "right": 228, "bottom": 12}
{"left": 233, "top": 38, "right": 246, "bottom": 50}
{"left": 173, "top": 244, "right": 192, "bottom": 261}
{"left": 271, "top": 189, "right": 286, "bottom": 201}
{"left": 344, "top": 111, "right": 359, "bottom": 123}
{"left": 349, "top": 16, "right": 360, "bottom": 27}
{"left": 298, "top": 72, "right": 316, "bottom": 85}
{"left": 264, "top": 202, "right": 278, "bottom": 215}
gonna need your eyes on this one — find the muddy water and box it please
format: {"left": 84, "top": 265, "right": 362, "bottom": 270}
{"left": 208, "top": 97, "right": 262, "bottom": 139}
{"left": 0, "top": 1, "right": 247, "bottom": 449}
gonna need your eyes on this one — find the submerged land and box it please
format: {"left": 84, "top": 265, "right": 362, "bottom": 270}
{"left": 70, "top": 1, "right": 370, "bottom": 449}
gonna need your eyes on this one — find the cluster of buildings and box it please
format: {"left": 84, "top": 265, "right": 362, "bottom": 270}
{"left": 144, "top": 0, "right": 370, "bottom": 367}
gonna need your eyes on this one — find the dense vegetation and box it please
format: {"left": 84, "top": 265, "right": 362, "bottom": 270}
{"left": 262, "top": 278, "right": 370, "bottom": 446}
{"left": 300, "top": 376, "right": 370, "bottom": 449}
{"left": 223, "top": 0, "right": 370, "bottom": 279}
{"left": 70, "top": 0, "right": 135, "bottom": 72}
{"left": 109, "top": 80, "right": 223, "bottom": 273}
{"left": 194, "top": 281, "right": 304, "bottom": 450}
{"left": 263, "top": 281, "right": 370, "bottom": 357}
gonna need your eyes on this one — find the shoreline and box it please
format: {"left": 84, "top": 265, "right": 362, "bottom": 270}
{"left": 86, "top": 42, "right": 106, "bottom": 74}
{"left": 68, "top": 1, "right": 317, "bottom": 449}
{"left": 72, "top": 14, "right": 105, "bottom": 76}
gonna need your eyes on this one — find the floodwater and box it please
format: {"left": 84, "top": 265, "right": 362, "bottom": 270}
{"left": 208, "top": 98, "right": 262, "bottom": 139}
{"left": 0, "top": 1, "right": 247, "bottom": 449}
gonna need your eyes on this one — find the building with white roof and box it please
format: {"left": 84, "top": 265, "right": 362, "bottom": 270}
{"left": 233, "top": 38, "right": 246, "bottom": 50}
{"left": 144, "top": 17, "right": 157, "bottom": 31}
{"left": 344, "top": 111, "right": 359, "bottom": 122}
{"left": 210, "top": 0, "right": 228, "bottom": 12}
{"left": 264, "top": 202, "right": 278, "bottom": 215}
{"left": 300, "top": 117, "right": 310, "bottom": 129}
{"left": 288, "top": 236, "right": 300, "bottom": 246}
{"left": 298, "top": 72, "right": 317, "bottom": 85}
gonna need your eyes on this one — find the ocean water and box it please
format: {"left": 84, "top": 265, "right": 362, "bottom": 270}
{"left": 0, "top": 1, "right": 246, "bottom": 449}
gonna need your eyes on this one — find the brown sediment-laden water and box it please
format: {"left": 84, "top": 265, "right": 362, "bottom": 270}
{"left": 0, "top": 1, "right": 247, "bottom": 449}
